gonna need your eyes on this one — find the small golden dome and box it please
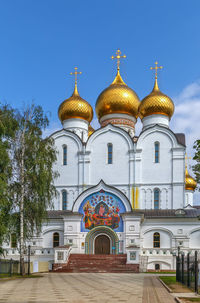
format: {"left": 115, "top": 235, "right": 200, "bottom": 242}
{"left": 139, "top": 79, "right": 174, "bottom": 119}
{"left": 88, "top": 124, "right": 95, "bottom": 136}
{"left": 185, "top": 167, "right": 197, "bottom": 191}
{"left": 58, "top": 84, "right": 93, "bottom": 123}
{"left": 95, "top": 70, "right": 140, "bottom": 120}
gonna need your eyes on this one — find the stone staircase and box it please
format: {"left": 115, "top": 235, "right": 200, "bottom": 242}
{"left": 53, "top": 254, "right": 139, "bottom": 273}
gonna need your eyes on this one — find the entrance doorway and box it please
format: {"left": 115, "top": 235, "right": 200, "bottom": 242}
{"left": 95, "top": 235, "right": 110, "bottom": 254}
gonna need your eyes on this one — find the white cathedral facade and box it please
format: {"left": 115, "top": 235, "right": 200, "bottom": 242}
{"left": 5, "top": 53, "right": 199, "bottom": 272}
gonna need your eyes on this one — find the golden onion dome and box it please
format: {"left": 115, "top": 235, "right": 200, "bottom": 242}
{"left": 58, "top": 84, "right": 93, "bottom": 123}
{"left": 95, "top": 70, "right": 140, "bottom": 120}
{"left": 139, "top": 78, "right": 174, "bottom": 120}
{"left": 185, "top": 167, "right": 197, "bottom": 191}
{"left": 88, "top": 124, "right": 95, "bottom": 136}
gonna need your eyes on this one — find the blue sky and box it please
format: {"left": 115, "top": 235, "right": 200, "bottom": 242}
{"left": 0, "top": 0, "right": 200, "bottom": 200}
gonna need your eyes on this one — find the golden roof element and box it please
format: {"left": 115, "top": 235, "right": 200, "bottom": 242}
{"left": 185, "top": 154, "right": 197, "bottom": 191}
{"left": 185, "top": 167, "right": 197, "bottom": 191}
{"left": 88, "top": 124, "right": 95, "bottom": 137}
{"left": 95, "top": 49, "right": 140, "bottom": 120}
{"left": 58, "top": 67, "right": 93, "bottom": 123}
{"left": 139, "top": 61, "right": 174, "bottom": 120}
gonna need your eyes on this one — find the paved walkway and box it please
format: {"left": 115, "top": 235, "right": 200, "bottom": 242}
{"left": 0, "top": 273, "right": 175, "bottom": 303}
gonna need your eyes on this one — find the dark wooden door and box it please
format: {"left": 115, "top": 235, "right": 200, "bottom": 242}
{"left": 95, "top": 235, "right": 110, "bottom": 254}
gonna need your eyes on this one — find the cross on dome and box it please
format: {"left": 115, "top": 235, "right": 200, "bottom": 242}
{"left": 111, "top": 49, "right": 126, "bottom": 71}
{"left": 185, "top": 153, "right": 192, "bottom": 169}
{"left": 70, "top": 67, "right": 82, "bottom": 87}
{"left": 150, "top": 61, "right": 163, "bottom": 80}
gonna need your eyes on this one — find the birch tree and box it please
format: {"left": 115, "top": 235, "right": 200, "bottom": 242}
{"left": 0, "top": 105, "right": 18, "bottom": 255}
{"left": 9, "top": 105, "right": 58, "bottom": 274}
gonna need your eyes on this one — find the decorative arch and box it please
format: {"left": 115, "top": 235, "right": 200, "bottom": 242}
{"left": 72, "top": 180, "right": 131, "bottom": 212}
{"left": 143, "top": 227, "right": 173, "bottom": 238}
{"left": 86, "top": 123, "right": 134, "bottom": 151}
{"left": 50, "top": 129, "right": 83, "bottom": 151}
{"left": 137, "top": 125, "right": 182, "bottom": 150}
{"left": 85, "top": 226, "right": 119, "bottom": 254}
{"left": 189, "top": 227, "right": 200, "bottom": 236}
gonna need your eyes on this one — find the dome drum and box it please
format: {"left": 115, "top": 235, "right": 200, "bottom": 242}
{"left": 142, "top": 114, "right": 170, "bottom": 129}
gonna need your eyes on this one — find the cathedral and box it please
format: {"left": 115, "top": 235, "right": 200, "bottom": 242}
{"left": 5, "top": 50, "right": 199, "bottom": 272}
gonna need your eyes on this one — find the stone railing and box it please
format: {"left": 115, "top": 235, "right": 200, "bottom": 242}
{"left": 141, "top": 248, "right": 199, "bottom": 256}
{"left": 4, "top": 248, "right": 54, "bottom": 257}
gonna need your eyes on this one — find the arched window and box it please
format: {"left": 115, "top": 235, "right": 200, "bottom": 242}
{"left": 153, "top": 232, "right": 160, "bottom": 248}
{"left": 62, "top": 190, "right": 67, "bottom": 210}
{"left": 107, "top": 143, "right": 113, "bottom": 164}
{"left": 53, "top": 232, "right": 59, "bottom": 248}
{"left": 155, "top": 142, "right": 159, "bottom": 163}
{"left": 154, "top": 188, "right": 160, "bottom": 209}
{"left": 63, "top": 145, "right": 67, "bottom": 165}
{"left": 11, "top": 233, "right": 17, "bottom": 248}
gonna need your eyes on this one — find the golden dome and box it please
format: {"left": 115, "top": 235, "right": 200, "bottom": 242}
{"left": 185, "top": 167, "right": 197, "bottom": 191}
{"left": 58, "top": 84, "right": 93, "bottom": 123}
{"left": 88, "top": 124, "right": 95, "bottom": 136}
{"left": 95, "top": 70, "right": 140, "bottom": 120}
{"left": 139, "top": 79, "right": 174, "bottom": 119}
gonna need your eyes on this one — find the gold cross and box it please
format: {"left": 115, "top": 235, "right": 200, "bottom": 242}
{"left": 185, "top": 153, "right": 192, "bottom": 168}
{"left": 150, "top": 61, "right": 163, "bottom": 79}
{"left": 70, "top": 67, "right": 82, "bottom": 86}
{"left": 111, "top": 49, "right": 126, "bottom": 71}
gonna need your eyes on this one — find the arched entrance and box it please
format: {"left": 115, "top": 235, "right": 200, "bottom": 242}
{"left": 85, "top": 226, "right": 119, "bottom": 254}
{"left": 95, "top": 235, "right": 110, "bottom": 254}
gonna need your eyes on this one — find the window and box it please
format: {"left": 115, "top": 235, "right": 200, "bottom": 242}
{"left": 11, "top": 233, "right": 17, "bottom": 248}
{"left": 62, "top": 190, "right": 67, "bottom": 210}
{"left": 63, "top": 145, "right": 67, "bottom": 165}
{"left": 57, "top": 251, "right": 64, "bottom": 261}
{"left": 155, "top": 264, "right": 160, "bottom": 271}
{"left": 53, "top": 232, "right": 59, "bottom": 248}
{"left": 155, "top": 142, "right": 159, "bottom": 163}
{"left": 153, "top": 232, "right": 160, "bottom": 248}
{"left": 107, "top": 143, "right": 113, "bottom": 164}
{"left": 154, "top": 188, "right": 160, "bottom": 209}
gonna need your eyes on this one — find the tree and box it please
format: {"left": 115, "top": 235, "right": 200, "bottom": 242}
{"left": 193, "top": 140, "right": 200, "bottom": 189}
{"left": 0, "top": 105, "right": 18, "bottom": 255}
{"left": 0, "top": 104, "right": 58, "bottom": 274}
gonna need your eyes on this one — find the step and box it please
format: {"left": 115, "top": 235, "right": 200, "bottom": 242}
{"left": 52, "top": 253, "right": 139, "bottom": 273}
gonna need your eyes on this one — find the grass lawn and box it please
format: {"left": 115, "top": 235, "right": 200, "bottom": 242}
{"left": 160, "top": 276, "right": 193, "bottom": 293}
{"left": 0, "top": 273, "right": 43, "bottom": 280}
{"left": 146, "top": 271, "right": 176, "bottom": 275}
{"left": 179, "top": 299, "right": 200, "bottom": 302}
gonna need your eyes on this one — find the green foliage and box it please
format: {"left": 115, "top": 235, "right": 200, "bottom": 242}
{"left": 0, "top": 103, "right": 58, "bottom": 252}
{"left": 0, "top": 105, "right": 19, "bottom": 252}
{"left": 193, "top": 140, "right": 200, "bottom": 190}
{"left": 159, "top": 276, "right": 176, "bottom": 284}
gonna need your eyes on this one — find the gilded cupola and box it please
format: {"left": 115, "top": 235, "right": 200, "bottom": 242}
{"left": 88, "top": 124, "right": 95, "bottom": 137}
{"left": 139, "top": 62, "right": 174, "bottom": 120}
{"left": 185, "top": 167, "right": 197, "bottom": 191}
{"left": 95, "top": 49, "right": 140, "bottom": 122}
{"left": 58, "top": 67, "right": 93, "bottom": 123}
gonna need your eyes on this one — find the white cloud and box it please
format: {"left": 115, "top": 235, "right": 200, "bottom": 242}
{"left": 171, "top": 81, "right": 200, "bottom": 204}
{"left": 171, "top": 81, "right": 200, "bottom": 157}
